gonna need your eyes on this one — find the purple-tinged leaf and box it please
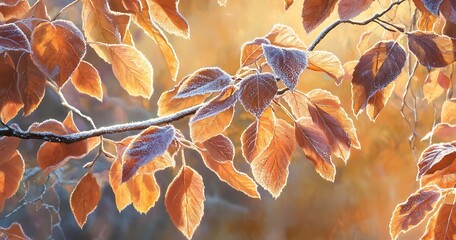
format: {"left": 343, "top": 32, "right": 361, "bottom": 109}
{"left": 238, "top": 73, "right": 278, "bottom": 118}
{"left": 175, "top": 67, "right": 232, "bottom": 99}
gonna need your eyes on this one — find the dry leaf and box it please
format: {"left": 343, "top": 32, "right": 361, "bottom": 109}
{"left": 70, "top": 172, "right": 101, "bottom": 228}
{"left": 71, "top": 61, "right": 103, "bottom": 101}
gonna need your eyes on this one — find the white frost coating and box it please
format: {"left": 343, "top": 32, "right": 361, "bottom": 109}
{"left": 262, "top": 44, "right": 307, "bottom": 91}
{"left": 0, "top": 23, "right": 31, "bottom": 53}
{"left": 174, "top": 67, "right": 232, "bottom": 99}
{"left": 190, "top": 88, "right": 238, "bottom": 123}
{"left": 238, "top": 73, "right": 278, "bottom": 118}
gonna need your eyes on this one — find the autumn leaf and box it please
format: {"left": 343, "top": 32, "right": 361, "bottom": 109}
{"left": 307, "top": 50, "right": 344, "bottom": 84}
{"left": 295, "top": 117, "right": 334, "bottom": 182}
{"left": 16, "top": 54, "right": 46, "bottom": 115}
{"left": 283, "top": 0, "right": 294, "bottom": 10}
{"left": 417, "top": 142, "right": 456, "bottom": 188}
{"left": 165, "top": 166, "right": 205, "bottom": 239}
{"left": 149, "top": 0, "right": 190, "bottom": 39}
{"left": 175, "top": 67, "right": 232, "bottom": 98}
{"left": 263, "top": 44, "right": 308, "bottom": 91}
{"left": 423, "top": 70, "right": 451, "bottom": 103}
{"left": 0, "top": 149, "right": 24, "bottom": 211}
{"left": 71, "top": 61, "right": 103, "bottom": 101}
{"left": 407, "top": 31, "right": 455, "bottom": 68}
{"left": 281, "top": 90, "right": 309, "bottom": 119}
{"left": 70, "top": 172, "right": 101, "bottom": 228}
{"left": 357, "top": 32, "right": 371, "bottom": 56}
{"left": 422, "top": 201, "right": 456, "bottom": 240}
{"left": 0, "top": 23, "right": 30, "bottom": 53}
{"left": 0, "top": 222, "right": 31, "bottom": 240}
{"left": 352, "top": 41, "right": 406, "bottom": 116}
{"left": 81, "top": 0, "right": 130, "bottom": 61}
{"left": 440, "top": 0, "right": 456, "bottom": 24}
{"left": 92, "top": 43, "right": 153, "bottom": 98}
{"left": 240, "top": 38, "right": 270, "bottom": 67}
{"left": 412, "top": 0, "right": 438, "bottom": 31}
{"left": 441, "top": 99, "right": 456, "bottom": 124}
{"left": 389, "top": 185, "right": 441, "bottom": 240}
{"left": 0, "top": 136, "right": 19, "bottom": 163}
{"left": 0, "top": 53, "right": 23, "bottom": 123}
{"left": 302, "top": 0, "right": 338, "bottom": 33}
{"left": 251, "top": 119, "right": 296, "bottom": 198}
{"left": 31, "top": 20, "right": 86, "bottom": 87}
{"left": 122, "top": 125, "right": 175, "bottom": 182}
{"left": 366, "top": 81, "right": 395, "bottom": 121}
{"left": 264, "top": 24, "right": 306, "bottom": 49}
{"left": 241, "top": 107, "right": 275, "bottom": 164}
{"left": 197, "top": 136, "right": 260, "bottom": 198}
{"left": 0, "top": 0, "right": 30, "bottom": 22}
{"left": 338, "top": 0, "right": 374, "bottom": 20}
{"left": 109, "top": 0, "right": 142, "bottom": 13}
{"left": 238, "top": 73, "right": 278, "bottom": 118}
{"left": 190, "top": 87, "right": 237, "bottom": 142}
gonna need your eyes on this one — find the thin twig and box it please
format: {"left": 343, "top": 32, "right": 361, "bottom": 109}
{"left": 51, "top": 0, "right": 80, "bottom": 21}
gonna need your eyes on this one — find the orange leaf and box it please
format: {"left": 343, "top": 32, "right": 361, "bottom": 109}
{"left": 0, "top": 136, "right": 19, "bottom": 164}
{"left": 423, "top": 70, "right": 451, "bottom": 103}
{"left": 240, "top": 38, "right": 270, "bottom": 67}
{"left": 0, "top": 52, "right": 23, "bottom": 123}
{"left": 149, "top": 0, "right": 190, "bottom": 39}
{"left": 241, "top": 107, "right": 275, "bottom": 163}
{"left": 352, "top": 41, "right": 406, "bottom": 116}
{"left": 389, "top": 185, "right": 441, "bottom": 240}
{"left": 251, "top": 119, "right": 296, "bottom": 198}
{"left": 307, "top": 50, "right": 344, "bottom": 84}
{"left": 132, "top": 0, "right": 179, "bottom": 80}
{"left": 121, "top": 125, "right": 175, "bottom": 182}
{"left": 282, "top": 90, "right": 309, "bottom": 118}
{"left": 264, "top": 24, "right": 306, "bottom": 49}
{"left": 0, "top": 150, "right": 24, "bottom": 211}
{"left": 0, "top": 0, "right": 30, "bottom": 22}
{"left": 201, "top": 135, "right": 234, "bottom": 162}
{"left": 366, "top": 81, "right": 395, "bottom": 121}
{"left": 16, "top": 54, "right": 46, "bottom": 115}
{"left": 238, "top": 73, "right": 278, "bottom": 118}
{"left": 109, "top": 0, "right": 142, "bottom": 13}
{"left": 165, "top": 166, "right": 205, "bottom": 239}
{"left": 338, "top": 0, "right": 374, "bottom": 20}
{"left": 302, "top": 0, "right": 338, "bottom": 33}
{"left": 0, "top": 222, "right": 31, "bottom": 240}
{"left": 31, "top": 20, "right": 86, "bottom": 87}
{"left": 283, "top": 0, "right": 293, "bottom": 10}
{"left": 70, "top": 172, "right": 101, "bottom": 228}
{"left": 197, "top": 138, "right": 260, "bottom": 198}
{"left": 407, "top": 31, "right": 455, "bottom": 68}
{"left": 71, "top": 61, "right": 103, "bottom": 101}
{"left": 417, "top": 142, "right": 456, "bottom": 188}
{"left": 421, "top": 201, "right": 456, "bottom": 240}
{"left": 441, "top": 99, "right": 456, "bottom": 124}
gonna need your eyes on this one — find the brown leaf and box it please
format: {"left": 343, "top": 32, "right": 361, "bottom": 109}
{"left": 71, "top": 61, "right": 103, "bottom": 101}
{"left": 441, "top": 0, "right": 456, "bottom": 24}
{"left": 417, "top": 142, "right": 456, "bottom": 188}
{"left": 423, "top": 70, "right": 451, "bottom": 103}
{"left": 81, "top": 0, "right": 130, "bottom": 61}
{"left": 240, "top": 38, "right": 270, "bottom": 68}
{"left": 421, "top": 201, "right": 456, "bottom": 240}
{"left": 70, "top": 172, "right": 101, "bottom": 228}
{"left": 338, "top": 0, "right": 374, "bottom": 20}
{"left": 16, "top": 54, "right": 46, "bottom": 115}
{"left": 109, "top": 0, "right": 142, "bottom": 13}
{"left": 149, "top": 0, "right": 189, "bottom": 39}
{"left": 0, "top": 137, "right": 19, "bottom": 164}
{"left": 407, "top": 31, "right": 455, "bottom": 68}
{"left": 238, "top": 73, "right": 278, "bottom": 118}
{"left": 93, "top": 43, "right": 153, "bottom": 98}
{"left": 241, "top": 107, "right": 275, "bottom": 164}
{"left": 263, "top": 44, "right": 308, "bottom": 91}
{"left": 352, "top": 41, "right": 406, "bottom": 116}
{"left": 202, "top": 135, "right": 234, "bottom": 162}
{"left": 24, "top": 0, "right": 49, "bottom": 20}
{"left": 307, "top": 50, "right": 344, "bottom": 84}
{"left": 295, "top": 117, "right": 334, "bottom": 182}
{"left": 0, "top": 23, "right": 30, "bottom": 53}
{"left": 251, "top": 119, "right": 296, "bottom": 198}
{"left": 31, "top": 20, "right": 86, "bottom": 87}
{"left": 389, "top": 185, "right": 441, "bottom": 240}
{"left": 165, "top": 166, "right": 205, "bottom": 239}
{"left": 157, "top": 76, "right": 208, "bottom": 116}
{"left": 283, "top": 0, "right": 294, "bottom": 10}
{"left": 122, "top": 125, "right": 175, "bottom": 182}
{"left": 132, "top": 0, "right": 179, "bottom": 80}
{"left": 282, "top": 90, "right": 309, "bottom": 118}
{"left": 0, "top": 222, "right": 31, "bottom": 240}
{"left": 264, "top": 24, "right": 306, "bottom": 49}
{"left": 0, "top": 150, "right": 24, "bottom": 211}
{"left": 441, "top": 99, "right": 456, "bottom": 124}
{"left": 190, "top": 88, "right": 237, "bottom": 142}
{"left": 302, "top": 0, "right": 338, "bottom": 33}
{"left": 366, "top": 81, "right": 395, "bottom": 121}
{"left": 197, "top": 139, "right": 260, "bottom": 198}
{"left": 421, "top": 0, "right": 443, "bottom": 15}
{"left": 0, "top": 0, "right": 30, "bottom": 22}
{"left": 175, "top": 67, "right": 232, "bottom": 98}
{"left": 0, "top": 53, "right": 23, "bottom": 123}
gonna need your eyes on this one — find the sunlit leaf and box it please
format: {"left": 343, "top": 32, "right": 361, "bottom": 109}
{"left": 202, "top": 135, "right": 234, "bottom": 162}
{"left": 265, "top": 24, "right": 306, "bottom": 49}
{"left": 70, "top": 172, "right": 101, "bottom": 228}
{"left": 423, "top": 70, "right": 451, "bottom": 103}
{"left": 0, "top": 53, "right": 23, "bottom": 123}
{"left": 0, "top": 150, "right": 24, "bottom": 211}
{"left": 175, "top": 67, "right": 232, "bottom": 98}
{"left": 149, "top": 0, "right": 190, "bottom": 39}
{"left": 422, "top": 201, "right": 456, "bottom": 240}
{"left": 389, "top": 185, "right": 441, "bottom": 240}
{"left": 338, "top": 0, "right": 374, "bottom": 20}
{"left": 238, "top": 73, "right": 278, "bottom": 118}
{"left": 165, "top": 166, "right": 205, "bottom": 239}
{"left": 283, "top": 0, "right": 294, "bottom": 10}
{"left": 366, "top": 81, "right": 395, "bottom": 121}
{"left": 417, "top": 142, "right": 456, "bottom": 188}
{"left": 281, "top": 90, "right": 309, "bottom": 118}
{"left": 0, "top": 0, "right": 30, "bottom": 22}
{"left": 31, "top": 20, "right": 86, "bottom": 87}
{"left": 302, "top": 0, "right": 338, "bottom": 33}
{"left": 240, "top": 38, "right": 270, "bottom": 67}
{"left": 0, "top": 222, "right": 30, "bottom": 240}
{"left": 307, "top": 50, "right": 344, "bottom": 84}
{"left": 109, "top": 0, "right": 142, "bottom": 13}
{"left": 357, "top": 32, "right": 371, "bottom": 56}
{"left": 71, "top": 61, "right": 103, "bottom": 101}
{"left": 407, "top": 31, "right": 455, "bottom": 68}
{"left": 0, "top": 23, "right": 30, "bottom": 53}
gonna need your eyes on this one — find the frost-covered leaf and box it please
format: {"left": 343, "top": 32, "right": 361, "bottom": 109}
{"left": 0, "top": 53, "right": 23, "bottom": 123}
{"left": 338, "top": 0, "right": 374, "bottom": 20}
{"left": 122, "top": 125, "right": 175, "bottom": 182}
{"left": 408, "top": 31, "right": 455, "bottom": 68}
{"left": 307, "top": 50, "right": 344, "bottom": 84}
{"left": 264, "top": 24, "right": 306, "bottom": 49}
{"left": 71, "top": 61, "right": 103, "bottom": 101}
{"left": 16, "top": 54, "right": 46, "bottom": 116}
{"left": 202, "top": 135, "right": 234, "bottom": 162}
{"left": 70, "top": 172, "right": 101, "bottom": 228}
{"left": 238, "top": 73, "right": 278, "bottom": 118}
{"left": 263, "top": 44, "right": 307, "bottom": 91}
{"left": 241, "top": 108, "right": 275, "bottom": 164}
{"left": 389, "top": 185, "right": 441, "bottom": 239}
{"left": 302, "top": 0, "right": 338, "bottom": 33}
{"left": 175, "top": 67, "right": 232, "bottom": 98}
{"left": 251, "top": 119, "right": 295, "bottom": 198}
{"left": 149, "top": 0, "right": 189, "bottom": 39}
{"left": 0, "top": 23, "right": 30, "bottom": 53}
{"left": 422, "top": 201, "right": 456, "bottom": 240}
{"left": 0, "top": 150, "right": 24, "bottom": 211}
{"left": 0, "top": 222, "right": 30, "bottom": 240}
{"left": 165, "top": 166, "right": 205, "bottom": 239}
{"left": 31, "top": 20, "right": 86, "bottom": 87}
{"left": 240, "top": 38, "right": 270, "bottom": 67}
{"left": 423, "top": 70, "right": 451, "bottom": 103}
{"left": 418, "top": 142, "right": 456, "bottom": 188}
{"left": 352, "top": 41, "right": 406, "bottom": 116}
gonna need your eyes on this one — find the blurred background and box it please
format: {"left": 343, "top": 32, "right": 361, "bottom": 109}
{"left": 0, "top": 0, "right": 444, "bottom": 239}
